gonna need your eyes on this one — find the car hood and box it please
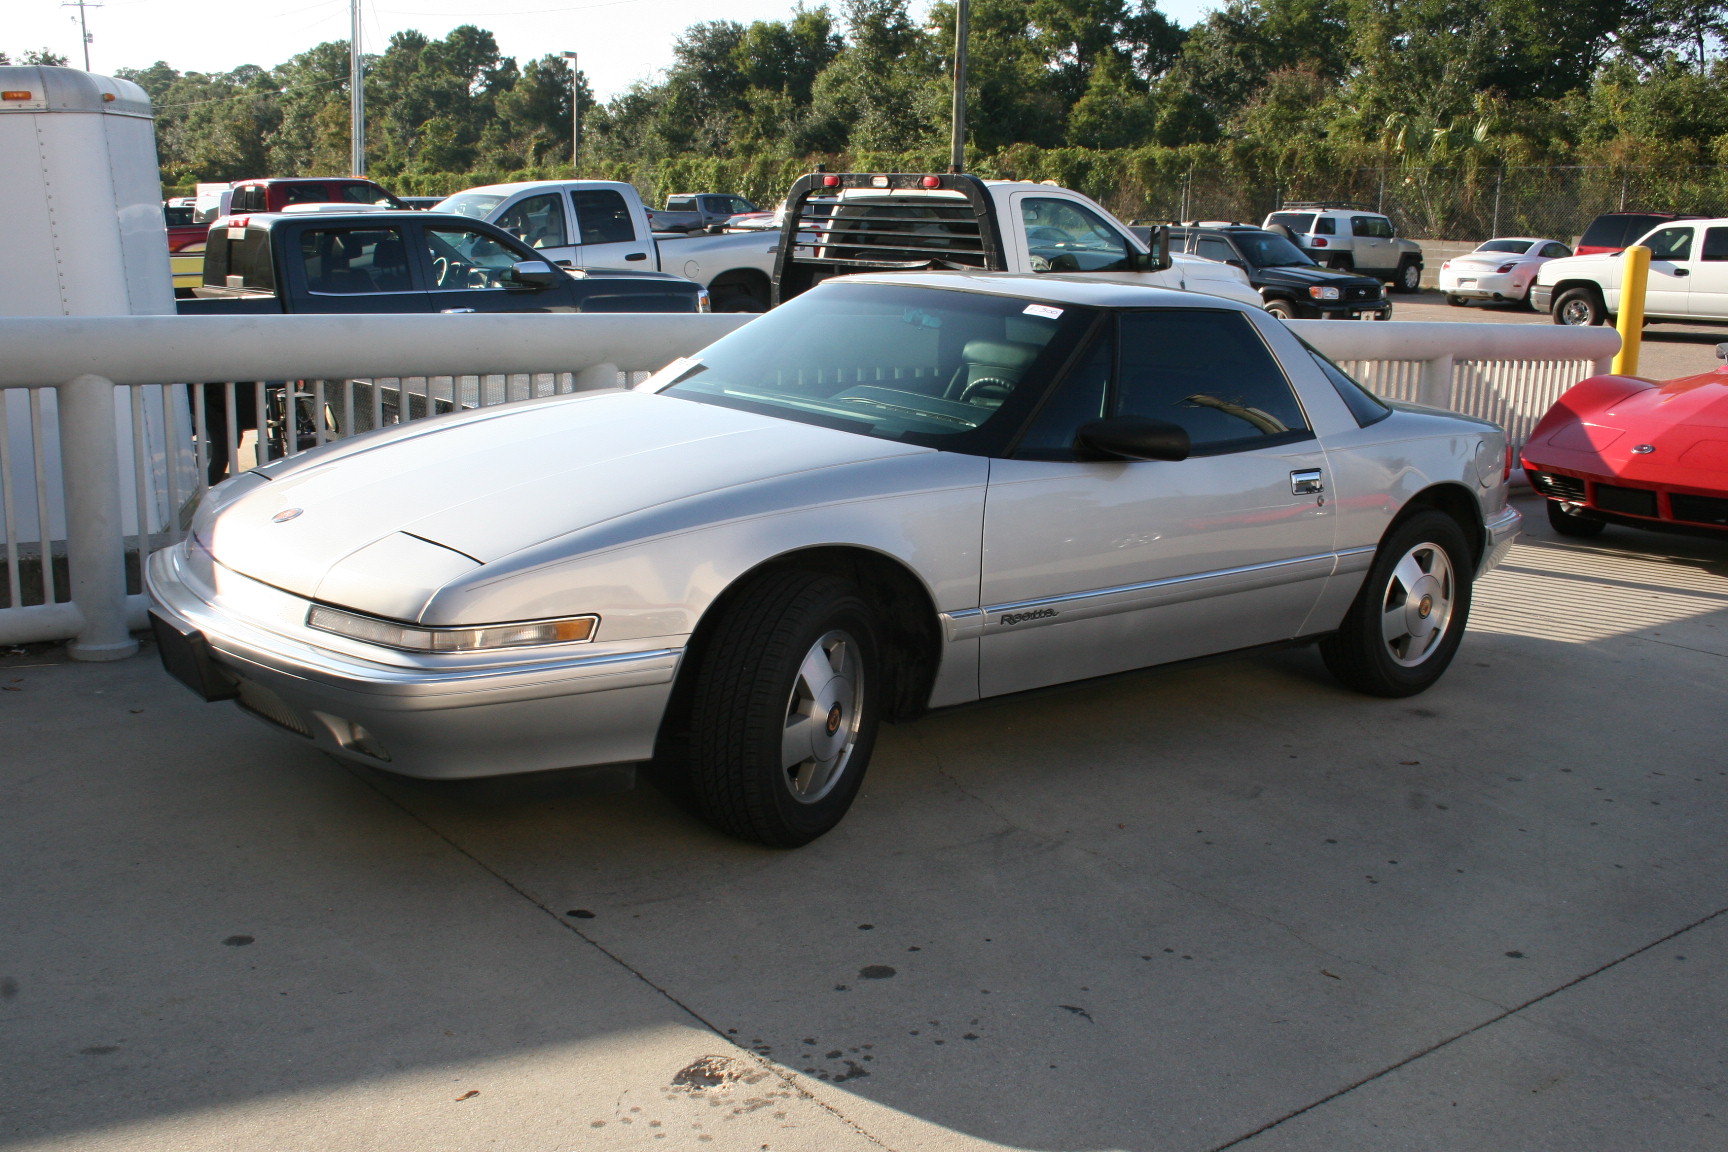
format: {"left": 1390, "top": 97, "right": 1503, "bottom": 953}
{"left": 204, "top": 390, "right": 926, "bottom": 614}
{"left": 1528, "top": 369, "right": 1728, "bottom": 482}
{"left": 1252, "top": 264, "right": 1379, "bottom": 288}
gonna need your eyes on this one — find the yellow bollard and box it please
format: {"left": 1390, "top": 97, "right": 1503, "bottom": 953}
{"left": 1612, "top": 244, "right": 1650, "bottom": 377}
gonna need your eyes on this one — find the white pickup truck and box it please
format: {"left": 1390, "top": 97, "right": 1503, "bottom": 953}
{"left": 436, "top": 180, "right": 783, "bottom": 311}
{"left": 1534, "top": 217, "right": 1728, "bottom": 326}
{"left": 770, "top": 172, "right": 1259, "bottom": 308}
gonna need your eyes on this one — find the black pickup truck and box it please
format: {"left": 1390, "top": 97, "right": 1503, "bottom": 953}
{"left": 178, "top": 210, "right": 708, "bottom": 315}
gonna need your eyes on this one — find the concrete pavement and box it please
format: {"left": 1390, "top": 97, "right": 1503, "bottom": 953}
{"left": 3, "top": 492, "right": 1726, "bottom": 1151}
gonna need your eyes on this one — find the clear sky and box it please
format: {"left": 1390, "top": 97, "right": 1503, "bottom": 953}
{"left": 8, "top": 0, "right": 1217, "bottom": 103}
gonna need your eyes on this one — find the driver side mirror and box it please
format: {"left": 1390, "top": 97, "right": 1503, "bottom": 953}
{"left": 506, "top": 259, "right": 560, "bottom": 288}
{"left": 1131, "top": 225, "right": 1172, "bottom": 273}
{"left": 1075, "top": 416, "right": 1191, "bottom": 462}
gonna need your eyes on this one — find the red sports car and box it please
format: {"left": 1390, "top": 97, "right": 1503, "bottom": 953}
{"left": 1522, "top": 352, "right": 1728, "bottom": 537}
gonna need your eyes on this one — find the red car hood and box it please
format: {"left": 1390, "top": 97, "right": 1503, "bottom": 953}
{"left": 1526, "top": 369, "right": 1728, "bottom": 487}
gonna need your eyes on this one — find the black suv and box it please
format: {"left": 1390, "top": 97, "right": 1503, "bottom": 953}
{"left": 1164, "top": 224, "right": 1391, "bottom": 320}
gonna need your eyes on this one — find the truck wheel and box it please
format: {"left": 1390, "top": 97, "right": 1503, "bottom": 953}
{"left": 680, "top": 570, "right": 880, "bottom": 847}
{"left": 1327, "top": 255, "right": 1354, "bottom": 272}
{"left": 1552, "top": 287, "right": 1606, "bottom": 326}
{"left": 1393, "top": 259, "right": 1422, "bottom": 293}
{"left": 1265, "top": 299, "right": 1298, "bottom": 320}
{"left": 1320, "top": 511, "right": 1472, "bottom": 698}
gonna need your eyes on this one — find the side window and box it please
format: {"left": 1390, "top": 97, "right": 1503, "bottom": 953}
{"left": 1314, "top": 217, "right": 1336, "bottom": 235}
{"left": 571, "top": 190, "right": 637, "bottom": 244}
{"left": 340, "top": 182, "right": 394, "bottom": 207}
{"left": 1196, "top": 237, "right": 1239, "bottom": 264}
{"left": 1542, "top": 242, "right": 1572, "bottom": 259}
{"left": 495, "top": 193, "right": 569, "bottom": 250}
{"left": 1116, "top": 311, "right": 1310, "bottom": 454}
{"left": 300, "top": 227, "right": 411, "bottom": 294}
{"left": 424, "top": 225, "right": 528, "bottom": 289}
{"left": 727, "top": 197, "right": 755, "bottom": 214}
{"left": 1351, "top": 216, "right": 1393, "bottom": 239}
{"left": 280, "top": 183, "right": 330, "bottom": 207}
{"left": 1016, "top": 329, "right": 1112, "bottom": 458}
{"left": 1307, "top": 348, "right": 1390, "bottom": 427}
{"left": 1020, "top": 197, "right": 1132, "bottom": 273}
{"left": 1702, "top": 228, "right": 1728, "bottom": 262}
{"left": 1646, "top": 227, "right": 1695, "bottom": 261}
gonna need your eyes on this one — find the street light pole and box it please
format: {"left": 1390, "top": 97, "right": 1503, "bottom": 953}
{"left": 349, "top": 0, "right": 365, "bottom": 176}
{"left": 561, "top": 51, "right": 581, "bottom": 177}
{"left": 949, "top": 0, "right": 968, "bottom": 173}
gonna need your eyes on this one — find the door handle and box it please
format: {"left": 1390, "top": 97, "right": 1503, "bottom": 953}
{"left": 1674, "top": 268, "right": 1689, "bottom": 277}
{"left": 1291, "top": 469, "right": 1324, "bottom": 495}
{"left": 439, "top": 308, "right": 477, "bottom": 314}
{"left": 625, "top": 252, "right": 648, "bottom": 262}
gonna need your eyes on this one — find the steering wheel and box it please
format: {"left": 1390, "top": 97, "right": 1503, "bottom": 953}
{"left": 431, "top": 256, "right": 451, "bottom": 286}
{"left": 958, "top": 376, "right": 1015, "bottom": 405}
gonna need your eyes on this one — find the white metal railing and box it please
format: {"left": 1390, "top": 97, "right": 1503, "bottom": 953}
{"left": 0, "top": 314, "right": 1620, "bottom": 658}
{"left": 0, "top": 313, "right": 751, "bottom": 657}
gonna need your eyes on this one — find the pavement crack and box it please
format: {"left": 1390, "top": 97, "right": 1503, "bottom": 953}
{"left": 349, "top": 769, "right": 898, "bottom": 1149}
{"left": 1207, "top": 903, "right": 1728, "bottom": 1150}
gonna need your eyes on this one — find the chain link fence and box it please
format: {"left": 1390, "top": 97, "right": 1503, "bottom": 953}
{"left": 1156, "top": 165, "right": 1728, "bottom": 245}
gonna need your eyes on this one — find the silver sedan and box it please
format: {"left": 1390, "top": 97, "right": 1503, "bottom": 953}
{"left": 148, "top": 273, "right": 1520, "bottom": 846}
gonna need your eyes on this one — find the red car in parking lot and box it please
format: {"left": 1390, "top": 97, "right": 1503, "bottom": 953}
{"left": 1522, "top": 355, "right": 1728, "bottom": 537}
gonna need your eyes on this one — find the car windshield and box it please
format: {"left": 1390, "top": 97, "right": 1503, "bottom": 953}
{"left": 435, "top": 193, "right": 509, "bottom": 220}
{"left": 1475, "top": 239, "right": 1534, "bottom": 254}
{"left": 1236, "top": 232, "right": 1316, "bottom": 267}
{"left": 650, "top": 282, "right": 1093, "bottom": 453}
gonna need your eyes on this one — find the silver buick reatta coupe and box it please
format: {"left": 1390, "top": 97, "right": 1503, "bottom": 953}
{"left": 149, "top": 273, "right": 1520, "bottom": 846}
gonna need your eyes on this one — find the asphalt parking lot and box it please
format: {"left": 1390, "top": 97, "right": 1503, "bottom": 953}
{"left": 4, "top": 302, "right": 1726, "bottom": 1151}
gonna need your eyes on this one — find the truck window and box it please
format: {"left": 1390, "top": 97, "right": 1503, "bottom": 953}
{"left": 206, "top": 226, "right": 276, "bottom": 292}
{"left": 1020, "top": 197, "right": 1132, "bottom": 273}
{"left": 1314, "top": 217, "right": 1336, "bottom": 235}
{"left": 301, "top": 227, "right": 412, "bottom": 294}
{"left": 495, "top": 193, "right": 568, "bottom": 250}
{"left": 280, "top": 183, "right": 332, "bottom": 207}
{"left": 339, "top": 182, "right": 396, "bottom": 207}
{"left": 667, "top": 196, "right": 697, "bottom": 212}
{"left": 1645, "top": 226, "right": 1694, "bottom": 262}
{"left": 425, "top": 225, "right": 527, "bottom": 289}
{"left": 230, "top": 186, "right": 261, "bottom": 213}
{"left": 572, "top": 189, "right": 636, "bottom": 244}
{"left": 1701, "top": 228, "right": 1728, "bottom": 261}
{"left": 1196, "top": 237, "right": 1239, "bottom": 264}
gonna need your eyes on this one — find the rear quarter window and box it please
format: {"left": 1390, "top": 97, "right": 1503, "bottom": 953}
{"left": 1267, "top": 213, "right": 1315, "bottom": 234}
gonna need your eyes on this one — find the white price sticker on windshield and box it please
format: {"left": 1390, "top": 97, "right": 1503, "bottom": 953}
{"left": 1022, "top": 304, "right": 1064, "bottom": 320}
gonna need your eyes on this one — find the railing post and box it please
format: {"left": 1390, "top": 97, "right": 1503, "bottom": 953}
{"left": 59, "top": 374, "right": 139, "bottom": 662}
{"left": 1418, "top": 353, "right": 1454, "bottom": 410}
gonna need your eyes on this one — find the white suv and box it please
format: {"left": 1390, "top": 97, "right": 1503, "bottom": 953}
{"left": 1263, "top": 205, "right": 1426, "bottom": 293}
{"left": 1533, "top": 217, "right": 1728, "bottom": 326}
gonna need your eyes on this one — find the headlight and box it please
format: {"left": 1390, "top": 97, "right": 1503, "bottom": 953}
{"left": 697, "top": 288, "right": 712, "bottom": 313}
{"left": 308, "top": 605, "right": 598, "bottom": 652}
{"left": 1309, "top": 285, "right": 1342, "bottom": 300}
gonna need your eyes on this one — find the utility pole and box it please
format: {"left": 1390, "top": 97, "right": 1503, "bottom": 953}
{"left": 60, "top": 0, "right": 101, "bottom": 71}
{"left": 350, "top": 0, "right": 365, "bottom": 176}
{"left": 562, "top": 51, "right": 581, "bottom": 176}
{"left": 948, "top": 0, "right": 968, "bottom": 173}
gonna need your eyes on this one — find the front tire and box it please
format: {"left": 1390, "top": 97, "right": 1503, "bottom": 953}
{"left": 1546, "top": 499, "right": 1605, "bottom": 537}
{"left": 1321, "top": 511, "right": 1472, "bottom": 698}
{"left": 1393, "top": 259, "right": 1423, "bottom": 293}
{"left": 1553, "top": 286, "right": 1606, "bottom": 326}
{"left": 1265, "top": 298, "right": 1298, "bottom": 320}
{"left": 681, "top": 571, "right": 880, "bottom": 847}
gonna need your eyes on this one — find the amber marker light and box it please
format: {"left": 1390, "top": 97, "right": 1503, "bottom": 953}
{"left": 307, "top": 606, "right": 598, "bottom": 652}
{"left": 2, "top": 91, "right": 33, "bottom": 101}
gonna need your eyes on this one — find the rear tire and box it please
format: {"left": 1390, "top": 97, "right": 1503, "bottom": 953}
{"left": 709, "top": 273, "right": 769, "bottom": 313}
{"left": 1321, "top": 511, "right": 1472, "bottom": 698}
{"left": 679, "top": 570, "right": 880, "bottom": 847}
{"left": 1445, "top": 293, "right": 1466, "bottom": 307}
{"left": 1546, "top": 498, "right": 1605, "bottom": 537}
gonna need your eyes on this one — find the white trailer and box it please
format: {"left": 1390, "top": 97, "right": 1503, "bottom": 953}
{"left": 0, "top": 66, "right": 194, "bottom": 644}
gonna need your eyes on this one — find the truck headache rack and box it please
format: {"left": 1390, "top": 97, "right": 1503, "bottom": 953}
{"left": 772, "top": 173, "right": 1007, "bottom": 305}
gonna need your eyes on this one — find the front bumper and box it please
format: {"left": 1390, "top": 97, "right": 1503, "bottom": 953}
{"left": 145, "top": 546, "right": 683, "bottom": 779}
{"left": 1530, "top": 284, "right": 1555, "bottom": 312}
{"left": 1270, "top": 294, "right": 1392, "bottom": 320}
{"left": 1524, "top": 464, "right": 1728, "bottom": 534}
{"left": 1480, "top": 504, "right": 1521, "bottom": 575}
